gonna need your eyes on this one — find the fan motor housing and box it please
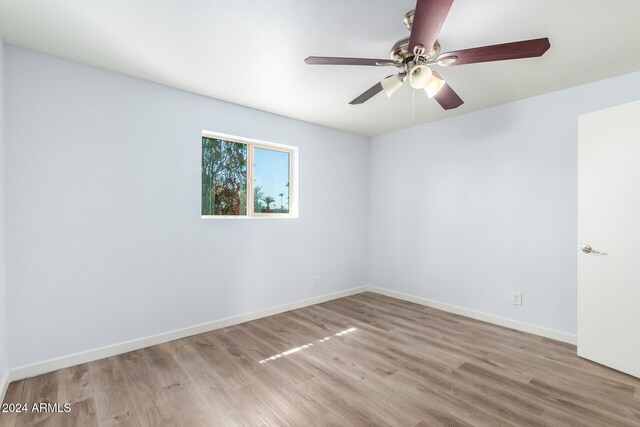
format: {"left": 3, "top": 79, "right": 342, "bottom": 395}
{"left": 389, "top": 37, "right": 441, "bottom": 63}
{"left": 391, "top": 10, "right": 441, "bottom": 63}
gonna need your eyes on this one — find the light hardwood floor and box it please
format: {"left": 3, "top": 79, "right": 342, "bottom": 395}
{"left": 1, "top": 292, "right": 640, "bottom": 426}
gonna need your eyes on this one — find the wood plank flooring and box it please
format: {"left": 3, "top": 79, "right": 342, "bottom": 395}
{"left": 2, "top": 292, "right": 640, "bottom": 426}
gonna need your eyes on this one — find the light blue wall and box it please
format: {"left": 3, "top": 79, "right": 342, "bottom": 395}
{"left": 5, "top": 42, "right": 640, "bottom": 371}
{"left": 5, "top": 46, "right": 369, "bottom": 368}
{"left": 0, "top": 38, "right": 9, "bottom": 391}
{"left": 368, "top": 70, "right": 640, "bottom": 336}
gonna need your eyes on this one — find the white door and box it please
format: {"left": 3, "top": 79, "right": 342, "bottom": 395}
{"left": 578, "top": 100, "right": 640, "bottom": 378}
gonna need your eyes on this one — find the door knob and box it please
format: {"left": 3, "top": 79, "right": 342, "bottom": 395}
{"left": 581, "top": 244, "right": 606, "bottom": 255}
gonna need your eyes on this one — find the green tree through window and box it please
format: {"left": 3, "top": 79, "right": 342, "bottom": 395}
{"left": 201, "top": 137, "right": 247, "bottom": 215}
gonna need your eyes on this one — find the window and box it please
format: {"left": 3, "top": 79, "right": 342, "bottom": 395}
{"left": 201, "top": 131, "right": 297, "bottom": 218}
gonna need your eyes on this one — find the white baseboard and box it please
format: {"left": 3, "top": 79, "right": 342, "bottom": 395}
{"left": 0, "top": 369, "right": 9, "bottom": 404}
{"left": 9, "top": 286, "right": 367, "bottom": 381}
{"left": 9, "top": 284, "right": 577, "bottom": 382}
{"left": 366, "top": 286, "right": 577, "bottom": 345}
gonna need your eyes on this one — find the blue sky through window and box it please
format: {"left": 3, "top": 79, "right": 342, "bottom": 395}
{"left": 254, "top": 148, "right": 290, "bottom": 211}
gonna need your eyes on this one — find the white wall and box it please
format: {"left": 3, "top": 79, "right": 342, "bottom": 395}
{"left": 4, "top": 46, "right": 369, "bottom": 368}
{"left": 368, "top": 70, "right": 640, "bottom": 336}
{"left": 0, "top": 38, "right": 9, "bottom": 391}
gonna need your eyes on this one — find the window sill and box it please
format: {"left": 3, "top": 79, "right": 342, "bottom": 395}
{"left": 201, "top": 215, "right": 298, "bottom": 220}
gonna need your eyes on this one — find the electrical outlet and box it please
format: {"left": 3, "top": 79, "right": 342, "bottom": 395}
{"left": 511, "top": 292, "right": 523, "bottom": 306}
{"left": 313, "top": 276, "right": 320, "bottom": 286}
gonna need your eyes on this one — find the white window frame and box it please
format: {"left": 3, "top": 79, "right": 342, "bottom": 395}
{"left": 201, "top": 130, "right": 298, "bottom": 219}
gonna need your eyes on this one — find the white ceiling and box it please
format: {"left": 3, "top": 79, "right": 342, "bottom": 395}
{"left": 1, "top": 0, "right": 640, "bottom": 137}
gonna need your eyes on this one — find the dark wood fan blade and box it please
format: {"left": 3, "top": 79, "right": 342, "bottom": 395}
{"left": 437, "top": 37, "right": 550, "bottom": 66}
{"left": 408, "top": 0, "right": 454, "bottom": 53}
{"left": 305, "top": 56, "right": 398, "bottom": 66}
{"left": 349, "top": 82, "right": 383, "bottom": 105}
{"left": 432, "top": 71, "right": 463, "bottom": 110}
{"left": 434, "top": 84, "right": 464, "bottom": 109}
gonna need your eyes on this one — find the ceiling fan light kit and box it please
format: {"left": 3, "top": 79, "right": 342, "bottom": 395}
{"left": 425, "top": 74, "right": 446, "bottom": 98}
{"left": 381, "top": 74, "right": 405, "bottom": 97}
{"left": 304, "top": 0, "right": 550, "bottom": 110}
{"left": 408, "top": 61, "right": 433, "bottom": 90}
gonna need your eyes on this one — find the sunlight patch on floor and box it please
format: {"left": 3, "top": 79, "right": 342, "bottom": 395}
{"left": 258, "top": 327, "right": 357, "bottom": 363}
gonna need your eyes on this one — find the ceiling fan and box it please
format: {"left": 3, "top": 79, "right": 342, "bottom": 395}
{"left": 304, "top": 0, "right": 550, "bottom": 109}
